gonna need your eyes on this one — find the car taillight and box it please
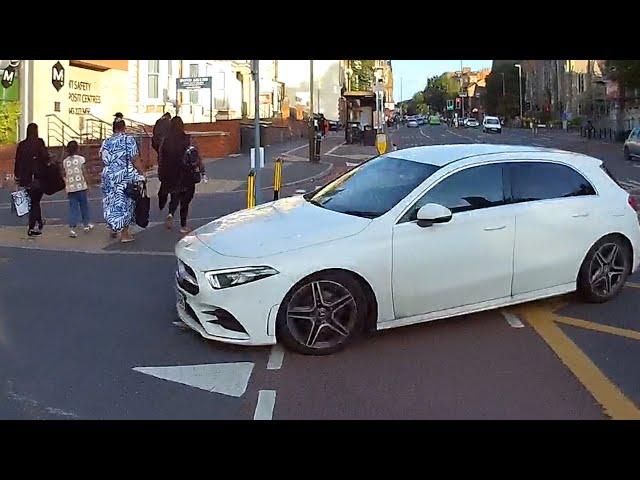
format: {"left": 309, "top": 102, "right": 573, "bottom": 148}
{"left": 629, "top": 194, "right": 640, "bottom": 212}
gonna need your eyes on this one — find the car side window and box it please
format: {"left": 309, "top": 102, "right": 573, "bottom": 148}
{"left": 400, "top": 163, "right": 506, "bottom": 223}
{"left": 509, "top": 162, "right": 596, "bottom": 203}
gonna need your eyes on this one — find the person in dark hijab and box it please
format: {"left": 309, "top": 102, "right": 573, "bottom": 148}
{"left": 152, "top": 112, "right": 171, "bottom": 155}
{"left": 14, "top": 123, "right": 50, "bottom": 236}
{"left": 113, "top": 112, "right": 124, "bottom": 133}
{"left": 159, "top": 116, "right": 201, "bottom": 233}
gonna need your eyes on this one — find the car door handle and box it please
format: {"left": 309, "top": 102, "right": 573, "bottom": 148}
{"left": 484, "top": 225, "right": 506, "bottom": 231}
{"left": 572, "top": 213, "right": 590, "bottom": 218}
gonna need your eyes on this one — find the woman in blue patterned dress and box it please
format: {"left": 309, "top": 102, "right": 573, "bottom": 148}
{"left": 100, "top": 118, "right": 145, "bottom": 243}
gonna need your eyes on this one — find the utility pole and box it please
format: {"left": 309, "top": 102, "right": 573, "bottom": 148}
{"left": 252, "top": 60, "right": 262, "bottom": 205}
{"left": 309, "top": 60, "right": 315, "bottom": 162}
{"left": 460, "top": 60, "right": 465, "bottom": 119}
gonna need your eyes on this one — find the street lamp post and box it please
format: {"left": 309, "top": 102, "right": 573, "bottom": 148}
{"left": 515, "top": 63, "right": 523, "bottom": 121}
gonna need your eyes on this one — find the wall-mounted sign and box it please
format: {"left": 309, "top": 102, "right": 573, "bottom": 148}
{"left": 52, "top": 61, "right": 65, "bottom": 91}
{"left": 176, "top": 77, "right": 212, "bottom": 90}
{"left": 1, "top": 65, "right": 16, "bottom": 89}
{"left": 67, "top": 79, "right": 101, "bottom": 115}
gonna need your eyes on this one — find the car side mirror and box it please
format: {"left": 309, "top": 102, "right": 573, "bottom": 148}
{"left": 416, "top": 203, "right": 452, "bottom": 227}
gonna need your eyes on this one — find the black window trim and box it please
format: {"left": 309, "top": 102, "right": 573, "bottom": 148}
{"left": 503, "top": 159, "right": 599, "bottom": 205}
{"left": 395, "top": 161, "right": 510, "bottom": 225}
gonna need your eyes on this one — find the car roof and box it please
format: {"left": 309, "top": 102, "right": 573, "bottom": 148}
{"left": 389, "top": 144, "right": 601, "bottom": 168}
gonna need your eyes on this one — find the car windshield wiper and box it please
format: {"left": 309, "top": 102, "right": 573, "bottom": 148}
{"left": 305, "top": 197, "right": 326, "bottom": 209}
{"left": 338, "top": 210, "right": 380, "bottom": 219}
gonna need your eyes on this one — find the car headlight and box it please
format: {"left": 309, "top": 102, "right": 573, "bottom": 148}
{"left": 204, "top": 266, "right": 279, "bottom": 290}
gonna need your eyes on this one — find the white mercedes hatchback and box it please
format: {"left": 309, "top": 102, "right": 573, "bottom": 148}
{"left": 175, "top": 144, "right": 640, "bottom": 355}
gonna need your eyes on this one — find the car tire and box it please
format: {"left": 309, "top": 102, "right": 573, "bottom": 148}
{"left": 577, "top": 235, "right": 631, "bottom": 303}
{"left": 624, "top": 147, "right": 631, "bottom": 161}
{"left": 276, "top": 271, "right": 367, "bottom": 355}
{"left": 498, "top": 129, "right": 502, "bottom": 134}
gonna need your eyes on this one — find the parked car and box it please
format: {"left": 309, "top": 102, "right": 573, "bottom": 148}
{"left": 483, "top": 116, "right": 502, "bottom": 133}
{"left": 175, "top": 144, "right": 640, "bottom": 355}
{"left": 407, "top": 119, "right": 419, "bottom": 128}
{"left": 464, "top": 118, "right": 479, "bottom": 128}
{"left": 624, "top": 127, "right": 640, "bottom": 161}
{"left": 328, "top": 120, "right": 342, "bottom": 131}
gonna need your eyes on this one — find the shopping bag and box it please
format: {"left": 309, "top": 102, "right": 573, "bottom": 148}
{"left": 134, "top": 182, "right": 150, "bottom": 228}
{"left": 11, "top": 188, "right": 31, "bottom": 217}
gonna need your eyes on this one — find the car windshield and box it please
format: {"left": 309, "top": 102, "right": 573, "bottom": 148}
{"left": 305, "top": 155, "right": 440, "bottom": 218}
{"left": 486, "top": 118, "right": 499, "bottom": 124}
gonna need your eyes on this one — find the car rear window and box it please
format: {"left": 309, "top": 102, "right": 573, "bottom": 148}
{"left": 486, "top": 118, "right": 499, "bottom": 124}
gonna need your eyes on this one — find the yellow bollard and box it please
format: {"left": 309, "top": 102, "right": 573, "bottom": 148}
{"left": 247, "top": 170, "right": 256, "bottom": 208}
{"left": 273, "top": 158, "right": 283, "bottom": 201}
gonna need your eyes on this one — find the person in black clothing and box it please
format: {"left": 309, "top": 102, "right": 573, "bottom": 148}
{"left": 14, "top": 123, "right": 50, "bottom": 236}
{"left": 152, "top": 112, "right": 171, "bottom": 155}
{"left": 159, "top": 116, "right": 201, "bottom": 233}
{"left": 154, "top": 113, "right": 173, "bottom": 209}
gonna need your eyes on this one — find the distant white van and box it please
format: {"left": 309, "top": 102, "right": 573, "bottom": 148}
{"left": 483, "top": 116, "right": 502, "bottom": 133}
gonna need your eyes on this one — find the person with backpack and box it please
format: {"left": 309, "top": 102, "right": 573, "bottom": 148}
{"left": 159, "top": 116, "right": 203, "bottom": 233}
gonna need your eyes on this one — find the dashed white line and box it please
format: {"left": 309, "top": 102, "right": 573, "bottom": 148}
{"left": 501, "top": 310, "right": 524, "bottom": 328}
{"left": 267, "top": 344, "right": 285, "bottom": 370}
{"left": 325, "top": 142, "right": 346, "bottom": 156}
{"left": 254, "top": 390, "right": 277, "bottom": 420}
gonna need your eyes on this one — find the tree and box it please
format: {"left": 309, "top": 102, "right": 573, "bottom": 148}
{"left": 350, "top": 60, "right": 375, "bottom": 91}
{"left": 605, "top": 60, "right": 640, "bottom": 136}
{"left": 484, "top": 60, "right": 523, "bottom": 119}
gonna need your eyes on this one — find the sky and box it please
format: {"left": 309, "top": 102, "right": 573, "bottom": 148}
{"left": 392, "top": 60, "right": 493, "bottom": 102}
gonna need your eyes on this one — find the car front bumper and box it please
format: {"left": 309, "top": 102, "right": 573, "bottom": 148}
{"left": 174, "top": 237, "right": 294, "bottom": 347}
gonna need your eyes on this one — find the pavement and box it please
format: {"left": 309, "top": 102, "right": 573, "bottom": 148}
{"left": 2, "top": 124, "right": 640, "bottom": 420}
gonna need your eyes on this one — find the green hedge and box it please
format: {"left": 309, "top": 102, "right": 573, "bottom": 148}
{"left": 0, "top": 101, "right": 20, "bottom": 145}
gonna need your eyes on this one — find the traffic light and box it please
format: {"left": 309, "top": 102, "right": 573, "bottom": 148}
{"left": 455, "top": 98, "right": 461, "bottom": 109}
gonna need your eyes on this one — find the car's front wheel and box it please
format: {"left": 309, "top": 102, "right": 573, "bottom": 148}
{"left": 577, "top": 235, "right": 631, "bottom": 303}
{"left": 276, "top": 271, "right": 367, "bottom": 355}
{"left": 624, "top": 147, "right": 631, "bottom": 161}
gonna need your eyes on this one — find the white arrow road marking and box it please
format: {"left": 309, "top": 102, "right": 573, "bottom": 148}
{"left": 501, "top": 310, "right": 524, "bottom": 328}
{"left": 254, "top": 390, "right": 276, "bottom": 420}
{"left": 267, "top": 344, "right": 285, "bottom": 370}
{"left": 133, "top": 362, "right": 254, "bottom": 398}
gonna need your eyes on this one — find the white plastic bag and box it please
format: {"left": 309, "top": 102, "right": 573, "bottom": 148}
{"left": 11, "top": 188, "right": 31, "bottom": 217}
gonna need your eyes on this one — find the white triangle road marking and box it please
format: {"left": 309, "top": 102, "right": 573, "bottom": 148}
{"left": 133, "top": 362, "right": 254, "bottom": 398}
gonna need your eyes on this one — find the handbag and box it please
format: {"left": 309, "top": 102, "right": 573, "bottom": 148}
{"left": 11, "top": 188, "right": 31, "bottom": 217}
{"left": 122, "top": 135, "right": 143, "bottom": 200}
{"left": 42, "top": 161, "right": 66, "bottom": 195}
{"left": 134, "top": 181, "right": 150, "bottom": 228}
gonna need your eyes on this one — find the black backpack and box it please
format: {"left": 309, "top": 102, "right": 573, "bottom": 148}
{"left": 182, "top": 145, "right": 202, "bottom": 184}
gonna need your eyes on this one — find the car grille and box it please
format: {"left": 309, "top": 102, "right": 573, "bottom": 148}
{"left": 177, "top": 260, "right": 199, "bottom": 295}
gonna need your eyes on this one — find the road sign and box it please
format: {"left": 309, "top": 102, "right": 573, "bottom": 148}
{"left": 446, "top": 99, "right": 454, "bottom": 111}
{"left": 176, "top": 77, "right": 212, "bottom": 90}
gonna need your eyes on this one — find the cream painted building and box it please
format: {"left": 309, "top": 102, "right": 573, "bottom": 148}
{"left": 18, "top": 60, "right": 129, "bottom": 145}
{"left": 277, "top": 60, "right": 341, "bottom": 121}
{"left": 127, "top": 60, "right": 283, "bottom": 124}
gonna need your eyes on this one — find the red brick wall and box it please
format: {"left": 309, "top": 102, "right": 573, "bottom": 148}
{"left": 190, "top": 134, "right": 232, "bottom": 159}
{"left": 184, "top": 120, "right": 240, "bottom": 154}
{"left": 0, "top": 144, "right": 17, "bottom": 187}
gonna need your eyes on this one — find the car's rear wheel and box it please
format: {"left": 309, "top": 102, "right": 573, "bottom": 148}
{"left": 276, "top": 271, "right": 366, "bottom": 355}
{"left": 577, "top": 235, "right": 631, "bottom": 303}
{"left": 624, "top": 147, "right": 631, "bottom": 161}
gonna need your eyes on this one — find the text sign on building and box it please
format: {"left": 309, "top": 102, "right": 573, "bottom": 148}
{"left": 176, "top": 77, "right": 212, "bottom": 90}
{"left": 52, "top": 61, "right": 65, "bottom": 91}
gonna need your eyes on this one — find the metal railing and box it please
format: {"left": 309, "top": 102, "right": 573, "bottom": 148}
{"left": 46, "top": 114, "right": 83, "bottom": 148}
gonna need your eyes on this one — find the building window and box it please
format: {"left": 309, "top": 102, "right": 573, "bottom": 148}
{"left": 578, "top": 74, "right": 585, "bottom": 93}
{"left": 168, "top": 60, "right": 172, "bottom": 76}
{"left": 190, "top": 64, "right": 199, "bottom": 105}
{"left": 148, "top": 60, "right": 159, "bottom": 99}
{"left": 213, "top": 72, "right": 226, "bottom": 110}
